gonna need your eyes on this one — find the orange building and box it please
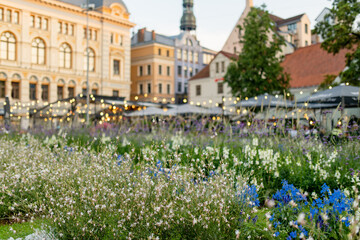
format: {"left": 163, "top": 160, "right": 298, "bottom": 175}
{"left": 130, "top": 29, "right": 175, "bottom": 103}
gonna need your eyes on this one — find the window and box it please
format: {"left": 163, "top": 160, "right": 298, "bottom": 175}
{"left": 177, "top": 82, "right": 182, "bottom": 92}
{"left": 177, "top": 66, "right": 182, "bottom": 76}
{"left": 0, "top": 8, "right": 3, "bottom": 21}
{"left": 158, "top": 65, "right": 162, "bottom": 75}
{"left": 305, "top": 40, "right": 308, "bottom": 46}
{"left": 195, "top": 68, "right": 198, "bottom": 74}
{"left": 69, "top": 24, "right": 74, "bottom": 36}
{"left": 0, "top": 80, "right": 5, "bottom": 98}
{"left": 43, "top": 18, "right": 48, "bottom": 30}
{"left": 14, "top": 11, "right": 19, "bottom": 24}
{"left": 147, "top": 83, "right": 151, "bottom": 94}
{"left": 113, "top": 60, "right": 120, "bottom": 75}
{"left": 30, "top": 15, "right": 35, "bottom": 27}
{"left": 84, "top": 48, "right": 95, "bottom": 72}
{"left": 29, "top": 83, "right": 37, "bottom": 100}
{"left": 288, "top": 23, "right": 297, "bottom": 32}
{"left": 139, "top": 66, "right": 143, "bottom": 76}
{"left": 119, "top": 35, "right": 123, "bottom": 46}
{"left": 89, "top": 29, "right": 92, "bottom": 40}
{"left": 41, "top": 84, "right": 49, "bottom": 101}
{"left": 189, "top": 68, "right": 193, "bottom": 77}
{"left": 147, "top": 65, "right": 151, "bottom": 75}
{"left": 305, "top": 24, "right": 308, "bottom": 34}
{"left": 57, "top": 86, "right": 63, "bottom": 100}
{"left": 35, "top": 16, "right": 41, "bottom": 29}
{"left": 110, "top": 33, "right": 114, "bottom": 44}
{"left": 0, "top": 32, "right": 16, "bottom": 61}
{"left": 63, "top": 23, "right": 68, "bottom": 35}
{"left": 167, "top": 66, "right": 170, "bottom": 76}
{"left": 92, "top": 88, "right": 98, "bottom": 95}
{"left": 6, "top": 10, "right": 11, "bottom": 23}
{"left": 185, "top": 83, "right": 188, "bottom": 94}
{"left": 158, "top": 83, "right": 162, "bottom": 94}
{"left": 58, "top": 22, "right": 62, "bottom": 33}
{"left": 194, "top": 52, "right": 198, "bottom": 63}
{"left": 184, "top": 50, "right": 188, "bottom": 61}
{"left": 196, "top": 85, "right": 201, "bottom": 96}
{"left": 59, "top": 43, "right": 72, "bottom": 68}
{"left": 167, "top": 84, "right": 170, "bottom": 94}
{"left": 216, "top": 62, "right": 219, "bottom": 73}
{"left": 158, "top": 48, "right": 161, "bottom": 55}
{"left": 31, "top": 38, "right": 45, "bottom": 65}
{"left": 221, "top": 61, "right": 225, "bottom": 73}
{"left": 82, "top": 87, "right": 87, "bottom": 95}
{"left": 190, "top": 51, "right": 193, "bottom": 62}
{"left": 11, "top": 82, "right": 19, "bottom": 99}
{"left": 234, "top": 47, "right": 237, "bottom": 54}
{"left": 93, "top": 30, "right": 97, "bottom": 41}
{"left": 166, "top": 50, "right": 170, "bottom": 57}
{"left": 177, "top": 49, "right": 181, "bottom": 60}
{"left": 184, "top": 67, "right": 188, "bottom": 77}
{"left": 113, "top": 90, "right": 119, "bottom": 97}
{"left": 139, "top": 84, "right": 143, "bottom": 94}
{"left": 238, "top": 29, "right": 242, "bottom": 39}
{"left": 217, "top": 82, "right": 223, "bottom": 94}
{"left": 68, "top": 87, "right": 75, "bottom": 98}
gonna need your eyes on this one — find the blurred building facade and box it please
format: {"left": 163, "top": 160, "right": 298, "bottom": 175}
{"left": 0, "top": 0, "right": 134, "bottom": 106}
{"left": 188, "top": 51, "right": 236, "bottom": 109}
{"left": 222, "top": 0, "right": 312, "bottom": 55}
{"left": 130, "top": 0, "right": 216, "bottom": 104}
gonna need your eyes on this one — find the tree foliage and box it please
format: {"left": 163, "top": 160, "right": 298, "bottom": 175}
{"left": 224, "top": 6, "right": 290, "bottom": 98}
{"left": 315, "top": 0, "right": 360, "bottom": 86}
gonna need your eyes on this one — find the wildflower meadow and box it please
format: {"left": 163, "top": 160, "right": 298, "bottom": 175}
{"left": 0, "top": 119, "right": 360, "bottom": 239}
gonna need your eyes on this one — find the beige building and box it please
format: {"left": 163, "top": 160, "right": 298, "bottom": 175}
{"left": 0, "top": 0, "right": 135, "bottom": 106}
{"left": 222, "top": 0, "right": 311, "bottom": 55}
{"left": 131, "top": 29, "right": 175, "bottom": 103}
{"left": 188, "top": 51, "right": 237, "bottom": 109}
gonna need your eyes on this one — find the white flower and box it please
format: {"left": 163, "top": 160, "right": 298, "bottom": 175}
{"left": 297, "top": 213, "right": 306, "bottom": 225}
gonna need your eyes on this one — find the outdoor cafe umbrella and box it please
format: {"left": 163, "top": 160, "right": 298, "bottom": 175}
{"left": 127, "top": 107, "right": 170, "bottom": 117}
{"left": 296, "top": 85, "right": 360, "bottom": 107}
{"left": 254, "top": 108, "right": 287, "bottom": 120}
{"left": 206, "top": 107, "right": 235, "bottom": 116}
{"left": 236, "top": 94, "right": 292, "bottom": 108}
{"left": 166, "top": 104, "right": 208, "bottom": 115}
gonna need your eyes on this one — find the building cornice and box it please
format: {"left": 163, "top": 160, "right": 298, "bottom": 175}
{"left": 25, "top": 0, "right": 136, "bottom": 28}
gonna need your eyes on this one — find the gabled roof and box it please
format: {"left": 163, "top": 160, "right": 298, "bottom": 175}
{"left": 189, "top": 51, "right": 237, "bottom": 81}
{"left": 269, "top": 13, "right": 283, "bottom": 23}
{"left": 276, "top": 14, "right": 305, "bottom": 26}
{"left": 282, "top": 43, "right": 348, "bottom": 88}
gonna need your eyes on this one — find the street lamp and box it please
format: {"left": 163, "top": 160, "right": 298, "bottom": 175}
{"left": 82, "top": 1, "right": 95, "bottom": 125}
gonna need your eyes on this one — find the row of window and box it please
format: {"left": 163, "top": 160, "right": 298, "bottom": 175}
{"left": 138, "top": 83, "right": 171, "bottom": 95}
{"left": 287, "top": 23, "right": 309, "bottom": 34}
{"left": 138, "top": 65, "right": 171, "bottom": 77}
{"left": 0, "top": 8, "right": 19, "bottom": 24}
{"left": 158, "top": 48, "right": 170, "bottom": 57}
{"left": 30, "top": 15, "right": 48, "bottom": 31}
{"left": 83, "top": 28, "right": 98, "bottom": 41}
{"left": 110, "top": 33, "right": 124, "bottom": 46}
{"left": 0, "top": 32, "right": 123, "bottom": 74}
{"left": 215, "top": 61, "right": 226, "bottom": 74}
{"left": 177, "top": 49, "right": 199, "bottom": 63}
{"left": 177, "top": 66, "right": 198, "bottom": 78}
{"left": 58, "top": 21, "right": 75, "bottom": 36}
{"left": 195, "top": 82, "right": 224, "bottom": 96}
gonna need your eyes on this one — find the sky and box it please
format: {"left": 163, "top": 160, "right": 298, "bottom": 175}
{"left": 125, "top": 0, "right": 333, "bottom": 51}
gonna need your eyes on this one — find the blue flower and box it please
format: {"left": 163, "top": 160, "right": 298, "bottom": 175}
{"left": 274, "top": 231, "right": 280, "bottom": 237}
{"left": 289, "top": 231, "right": 297, "bottom": 238}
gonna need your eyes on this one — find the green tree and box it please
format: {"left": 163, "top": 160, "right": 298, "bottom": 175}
{"left": 224, "top": 6, "right": 290, "bottom": 98}
{"left": 315, "top": 0, "right": 360, "bottom": 86}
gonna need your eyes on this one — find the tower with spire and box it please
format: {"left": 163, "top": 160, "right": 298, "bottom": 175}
{"left": 180, "top": 0, "right": 196, "bottom": 31}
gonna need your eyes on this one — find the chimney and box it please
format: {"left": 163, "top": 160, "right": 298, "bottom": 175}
{"left": 138, "top": 28, "right": 146, "bottom": 42}
{"left": 152, "top": 30, "right": 156, "bottom": 41}
{"left": 246, "top": 0, "right": 253, "bottom": 8}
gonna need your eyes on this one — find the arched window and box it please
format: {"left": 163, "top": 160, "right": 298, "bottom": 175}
{"left": 59, "top": 43, "right": 72, "bottom": 68}
{"left": 84, "top": 48, "right": 95, "bottom": 72}
{"left": 0, "top": 32, "right": 16, "bottom": 60}
{"left": 31, "top": 38, "right": 45, "bottom": 64}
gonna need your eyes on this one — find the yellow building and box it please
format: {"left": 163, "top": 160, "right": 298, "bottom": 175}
{"left": 131, "top": 28, "right": 175, "bottom": 103}
{"left": 0, "top": 0, "right": 135, "bottom": 106}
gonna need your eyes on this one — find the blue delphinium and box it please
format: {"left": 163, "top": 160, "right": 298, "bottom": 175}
{"left": 270, "top": 181, "right": 353, "bottom": 239}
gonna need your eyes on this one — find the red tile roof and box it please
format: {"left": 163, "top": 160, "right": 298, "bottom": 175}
{"left": 189, "top": 51, "right": 237, "bottom": 81}
{"left": 276, "top": 14, "right": 305, "bottom": 26}
{"left": 282, "top": 43, "right": 348, "bottom": 88}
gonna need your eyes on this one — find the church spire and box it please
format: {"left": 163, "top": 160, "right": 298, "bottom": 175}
{"left": 180, "top": 0, "right": 196, "bottom": 31}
